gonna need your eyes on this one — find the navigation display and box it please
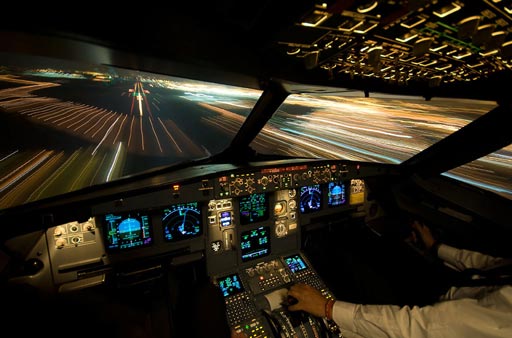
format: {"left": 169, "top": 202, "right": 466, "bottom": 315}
{"left": 217, "top": 273, "right": 245, "bottom": 297}
{"left": 240, "top": 226, "right": 271, "bottom": 262}
{"left": 104, "top": 211, "right": 153, "bottom": 250}
{"left": 162, "top": 202, "right": 203, "bottom": 242}
{"left": 299, "top": 185, "right": 322, "bottom": 214}
{"left": 327, "top": 181, "right": 347, "bottom": 207}
{"left": 284, "top": 254, "right": 308, "bottom": 273}
{"left": 239, "top": 193, "right": 269, "bottom": 225}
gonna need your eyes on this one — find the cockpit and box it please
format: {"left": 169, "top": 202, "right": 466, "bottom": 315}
{"left": 1, "top": 1, "right": 512, "bottom": 338}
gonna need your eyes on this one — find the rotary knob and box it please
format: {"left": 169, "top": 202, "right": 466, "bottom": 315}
{"left": 54, "top": 226, "right": 66, "bottom": 237}
{"left": 275, "top": 221, "right": 287, "bottom": 238}
{"left": 288, "top": 199, "right": 297, "bottom": 210}
{"left": 55, "top": 238, "right": 67, "bottom": 249}
{"left": 82, "top": 221, "right": 94, "bottom": 232}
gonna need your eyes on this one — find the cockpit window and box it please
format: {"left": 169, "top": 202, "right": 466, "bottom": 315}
{"left": 0, "top": 53, "right": 262, "bottom": 209}
{"left": 443, "top": 144, "right": 512, "bottom": 200}
{"left": 251, "top": 91, "right": 496, "bottom": 164}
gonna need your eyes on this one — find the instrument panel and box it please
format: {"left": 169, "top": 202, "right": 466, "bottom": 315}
{"left": 23, "top": 160, "right": 388, "bottom": 294}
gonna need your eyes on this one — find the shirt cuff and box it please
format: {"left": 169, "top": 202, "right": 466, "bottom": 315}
{"left": 332, "top": 300, "right": 358, "bottom": 333}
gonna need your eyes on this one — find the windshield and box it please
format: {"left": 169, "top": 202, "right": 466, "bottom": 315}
{"left": 0, "top": 53, "right": 262, "bottom": 209}
{"left": 443, "top": 144, "right": 512, "bottom": 200}
{"left": 1, "top": 53, "right": 510, "bottom": 211}
{"left": 251, "top": 90, "right": 510, "bottom": 198}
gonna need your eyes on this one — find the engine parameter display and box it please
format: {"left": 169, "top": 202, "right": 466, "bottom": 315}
{"left": 240, "top": 226, "right": 270, "bottom": 262}
{"left": 239, "top": 193, "right": 269, "bottom": 225}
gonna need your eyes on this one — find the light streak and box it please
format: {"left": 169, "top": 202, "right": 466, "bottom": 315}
{"left": 91, "top": 112, "right": 116, "bottom": 138}
{"left": 113, "top": 115, "right": 128, "bottom": 144}
{"left": 70, "top": 107, "right": 102, "bottom": 130}
{"left": 138, "top": 95, "right": 143, "bottom": 116}
{"left": 73, "top": 109, "right": 108, "bottom": 135}
{"left": 58, "top": 105, "right": 97, "bottom": 126}
{"left": 157, "top": 117, "right": 182, "bottom": 153}
{"left": 27, "top": 151, "right": 66, "bottom": 201}
{"left": 128, "top": 116, "right": 135, "bottom": 148}
{"left": 148, "top": 118, "right": 163, "bottom": 152}
{"left": 442, "top": 172, "right": 512, "bottom": 195}
{"left": 83, "top": 109, "right": 112, "bottom": 136}
{"left": 92, "top": 116, "right": 121, "bottom": 156}
{"left": 298, "top": 116, "right": 413, "bottom": 138}
{"left": 0, "top": 150, "right": 18, "bottom": 162}
{"left": 140, "top": 117, "right": 145, "bottom": 151}
{"left": 280, "top": 128, "right": 401, "bottom": 164}
{"left": 90, "top": 153, "right": 108, "bottom": 185}
{"left": 106, "top": 142, "right": 122, "bottom": 182}
{"left": 70, "top": 152, "right": 97, "bottom": 191}
{"left": 0, "top": 150, "right": 52, "bottom": 193}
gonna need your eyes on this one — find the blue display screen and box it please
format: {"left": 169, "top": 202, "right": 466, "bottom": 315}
{"left": 328, "top": 181, "right": 347, "bottom": 207}
{"left": 299, "top": 185, "right": 322, "bottom": 214}
{"left": 162, "top": 202, "right": 203, "bottom": 242}
{"left": 104, "top": 211, "right": 153, "bottom": 250}
{"left": 217, "top": 273, "right": 245, "bottom": 297}
{"left": 240, "top": 226, "right": 270, "bottom": 262}
{"left": 284, "top": 254, "right": 308, "bottom": 273}
{"left": 239, "top": 193, "right": 269, "bottom": 225}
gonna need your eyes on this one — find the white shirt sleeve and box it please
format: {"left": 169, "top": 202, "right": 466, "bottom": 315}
{"left": 437, "top": 243, "right": 512, "bottom": 272}
{"left": 331, "top": 285, "right": 512, "bottom": 338}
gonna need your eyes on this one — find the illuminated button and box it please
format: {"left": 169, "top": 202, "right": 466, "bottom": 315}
{"left": 274, "top": 202, "right": 285, "bottom": 215}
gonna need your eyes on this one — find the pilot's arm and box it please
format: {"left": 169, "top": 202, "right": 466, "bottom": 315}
{"left": 288, "top": 283, "right": 512, "bottom": 338}
{"left": 412, "top": 220, "right": 512, "bottom": 271}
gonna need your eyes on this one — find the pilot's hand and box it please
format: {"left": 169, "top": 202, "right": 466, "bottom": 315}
{"left": 411, "top": 220, "right": 436, "bottom": 251}
{"left": 231, "top": 328, "right": 248, "bottom": 338}
{"left": 287, "top": 283, "right": 327, "bottom": 318}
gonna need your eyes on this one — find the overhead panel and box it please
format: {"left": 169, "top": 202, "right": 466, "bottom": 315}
{"left": 276, "top": 0, "right": 512, "bottom": 87}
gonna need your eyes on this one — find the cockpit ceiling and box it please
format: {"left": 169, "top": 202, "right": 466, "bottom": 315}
{"left": 276, "top": 1, "right": 512, "bottom": 86}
